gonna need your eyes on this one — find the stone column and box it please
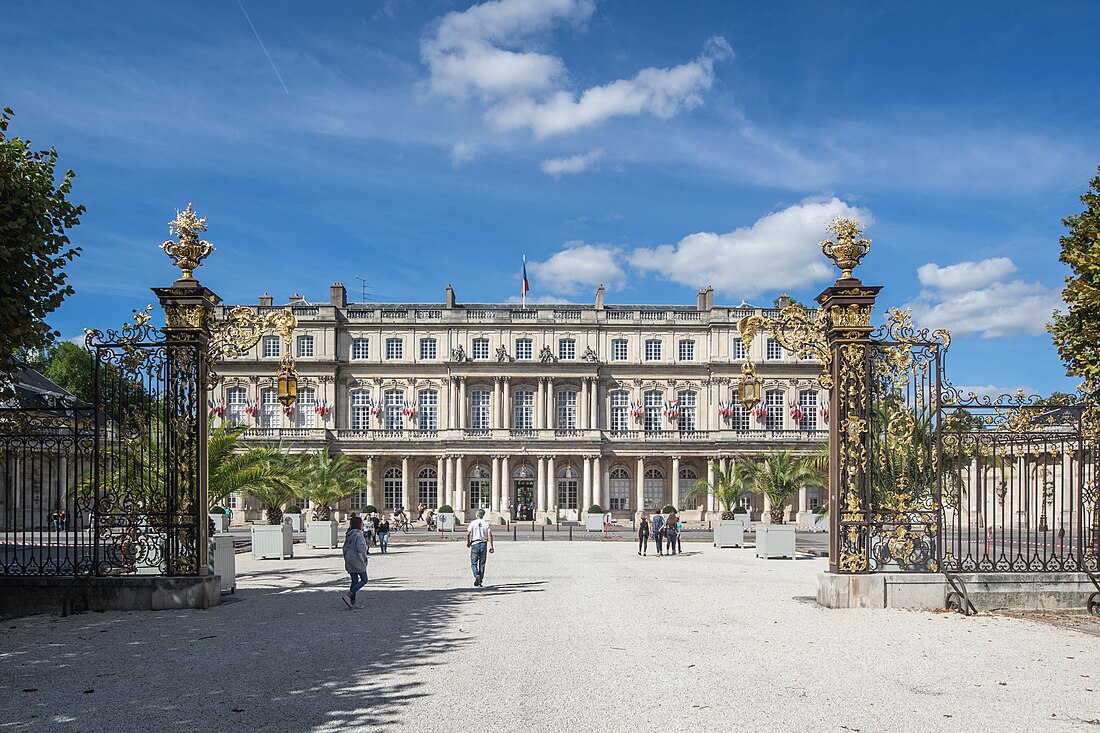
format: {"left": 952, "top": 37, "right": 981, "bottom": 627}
{"left": 444, "top": 456, "right": 454, "bottom": 508}
{"left": 366, "top": 456, "right": 377, "bottom": 510}
{"left": 591, "top": 379, "right": 600, "bottom": 431}
{"left": 580, "top": 379, "right": 589, "bottom": 430}
{"left": 762, "top": 494, "right": 772, "bottom": 524}
{"left": 593, "top": 455, "right": 604, "bottom": 509}
{"left": 458, "top": 377, "right": 467, "bottom": 430}
{"left": 401, "top": 455, "right": 411, "bottom": 512}
{"left": 455, "top": 455, "right": 466, "bottom": 518}
{"left": 636, "top": 456, "right": 645, "bottom": 514}
{"left": 536, "top": 456, "right": 547, "bottom": 513}
{"left": 492, "top": 378, "right": 502, "bottom": 430}
{"left": 491, "top": 455, "right": 501, "bottom": 512}
{"left": 446, "top": 376, "right": 455, "bottom": 429}
{"left": 706, "top": 459, "right": 716, "bottom": 514}
{"left": 536, "top": 379, "right": 546, "bottom": 430}
{"left": 436, "top": 455, "right": 445, "bottom": 508}
{"left": 501, "top": 455, "right": 511, "bottom": 518}
{"left": 547, "top": 377, "right": 556, "bottom": 430}
{"left": 547, "top": 455, "right": 557, "bottom": 520}
{"left": 797, "top": 485, "right": 810, "bottom": 528}
{"left": 671, "top": 456, "right": 681, "bottom": 512}
{"left": 582, "top": 455, "right": 593, "bottom": 513}
{"left": 503, "top": 377, "right": 512, "bottom": 430}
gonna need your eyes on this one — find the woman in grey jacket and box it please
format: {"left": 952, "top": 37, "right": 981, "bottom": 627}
{"left": 342, "top": 516, "right": 368, "bottom": 609}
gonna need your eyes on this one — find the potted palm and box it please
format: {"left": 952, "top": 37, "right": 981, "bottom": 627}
{"left": 685, "top": 461, "right": 750, "bottom": 548}
{"left": 248, "top": 449, "right": 300, "bottom": 560}
{"left": 740, "top": 449, "right": 822, "bottom": 559}
{"left": 585, "top": 504, "right": 605, "bottom": 531}
{"left": 209, "top": 505, "right": 229, "bottom": 533}
{"left": 300, "top": 452, "right": 370, "bottom": 549}
{"left": 437, "top": 504, "right": 455, "bottom": 531}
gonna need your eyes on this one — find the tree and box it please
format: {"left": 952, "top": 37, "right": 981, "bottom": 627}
{"left": 297, "top": 452, "right": 369, "bottom": 521}
{"left": 0, "top": 107, "right": 85, "bottom": 396}
{"left": 738, "top": 449, "right": 824, "bottom": 524}
{"left": 685, "top": 461, "right": 751, "bottom": 519}
{"left": 208, "top": 422, "right": 301, "bottom": 513}
{"left": 1049, "top": 165, "right": 1100, "bottom": 435}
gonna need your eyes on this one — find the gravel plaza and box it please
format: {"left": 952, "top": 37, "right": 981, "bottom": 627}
{"left": 1, "top": 539, "right": 1098, "bottom": 732}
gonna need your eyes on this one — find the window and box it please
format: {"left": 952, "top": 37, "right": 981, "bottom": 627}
{"left": 732, "top": 337, "right": 747, "bottom": 360}
{"left": 678, "top": 340, "right": 695, "bottom": 362}
{"left": 731, "top": 403, "right": 750, "bottom": 432}
{"left": 383, "top": 467, "right": 402, "bottom": 510}
{"left": 472, "top": 337, "right": 490, "bottom": 360}
{"left": 384, "top": 389, "right": 404, "bottom": 430}
{"left": 515, "top": 338, "right": 532, "bottom": 360}
{"left": 353, "top": 486, "right": 370, "bottom": 510}
{"left": 468, "top": 466, "right": 490, "bottom": 509}
{"left": 386, "top": 338, "right": 403, "bottom": 360}
{"left": 295, "top": 387, "right": 316, "bottom": 428}
{"left": 557, "top": 466, "right": 579, "bottom": 510}
{"left": 643, "top": 467, "right": 665, "bottom": 511}
{"left": 556, "top": 390, "right": 577, "bottom": 430}
{"left": 470, "top": 389, "right": 491, "bottom": 430}
{"left": 645, "top": 339, "right": 662, "bottom": 361}
{"left": 418, "top": 390, "right": 438, "bottom": 431}
{"left": 260, "top": 388, "right": 280, "bottom": 428}
{"left": 262, "top": 335, "right": 280, "bottom": 358}
{"left": 418, "top": 467, "right": 438, "bottom": 509}
{"left": 419, "top": 338, "right": 436, "bottom": 360}
{"left": 610, "top": 391, "right": 630, "bottom": 431}
{"left": 351, "top": 338, "right": 369, "bottom": 360}
{"left": 350, "top": 390, "right": 371, "bottom": 430}
{"left": 765, "top": 389, "right": 784, "bottom": 431}
{"left": 611, "top": 338, "right": 628, "bottom": 361}
{"left": 678, "top": 467, "right": 700, "bottom": 510}
{"left": 609, "top": 467, "right": 631, "bottom": 510}
{"left": 226, "top": 387, "right": 247, "bottom": 423}
{"left": 643, "top": 390, "right": 664, "bottom": 433}
{"left": 513, "top": 389, "right": 534, "bottom": 430}
{"left": 798, "top": 390, "right": 818, "bottom": 431}
{"left": 296, "top": 335, "right": 314, "bottom": 358}
{"left": 558, "top": 338, "right": 576, "bottom": 360}
{"left": 677, "top": 391, "right": 697, "bottom": 432}
{"left": 767, "top": 338, "right": 783, "bottom": 360}
{"left": 226, "top": 492, "right": 241, "bottom": 511}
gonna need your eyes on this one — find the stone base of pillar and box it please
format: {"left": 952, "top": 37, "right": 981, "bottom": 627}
{"left": 489, "top": 511, "right": 511, "bottom": 526}
{"left": 796, "top": 510, "right": 812, "bottom": 529}
{"left": 535, "top": 511, "right": 556, "bottom": 525}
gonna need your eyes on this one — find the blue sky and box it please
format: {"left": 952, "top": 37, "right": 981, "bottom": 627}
{"left": 3, "top": 0, "right": 1098, "bottom": 398}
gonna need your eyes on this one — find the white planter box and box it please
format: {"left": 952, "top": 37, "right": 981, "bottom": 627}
{"left": 209, "top": 513, "right": 229, "bottom": 533}
{"left": 252, "top": 523, "right": 294, "bottom": 560}
{"left": 755, "top": 523, "right": 797, "bottom": 559}
{"left": 713, "top": 520, "right": 745, "bottom": 548}
{"left": 306, "top": 520, "right": 339, "bottom": 549}
{"left": 806, "top": 513, "right": 829, "bottom": 532}
{"left": 437, "top": 513, "right": 455, "bottom": 531}
{"left": 733, "top": 513, "right": 751, "bottom": 531}
{"left": 211, "top": 533, "right": 236, "bottom": 592}
{"left": 585, "top": 514, "right": 607, "bottom": 532}
{"left": 283, "top": 513, "right": 304, "bottom": 531}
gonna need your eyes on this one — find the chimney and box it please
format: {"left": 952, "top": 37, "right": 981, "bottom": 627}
{"left": 595, "top": 283, "right": 605, "bottom": 310}
{"left": 445, "top": 284, "right": 456, "bottom": 308}
{"left": 289, "top": 293, "right": 304, "bottom": 304}
{"left": 696, "top": 288, "right": 706, "bottom": 311}
{"left": 258, "top": 292, "right": 273, "bottom": 307}
{"left": 776, "top": 292, "right": 792, "bottom": 309}
{"left": 330, "top": 283, "right": 347, "bottom": 308}
{"left": 705, "top": 285, "right": 714, "bottom": 310}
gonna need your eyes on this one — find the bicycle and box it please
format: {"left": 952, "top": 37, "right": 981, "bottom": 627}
{"left": 393, "top": 516, "right": 412, "bottom": 533}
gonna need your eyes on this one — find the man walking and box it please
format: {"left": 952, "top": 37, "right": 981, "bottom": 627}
{"left": 650, "top": 509, "right": 665, "bottom": 557}
{"left": 466, "top": 508, "right": 494, "bottom": 587}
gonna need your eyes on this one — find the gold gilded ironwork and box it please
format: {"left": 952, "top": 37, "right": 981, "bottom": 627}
{"left": 210, "top": 306, "right": 298, "bottom": 361}
{"left": 161, "top": 203, "right": 214, "bottom": 280}
{"left": 770, "top": 305, "right": 832, "bottom": 389}
{"left": 821, "top": 216, "right": 871, "bottom": 280}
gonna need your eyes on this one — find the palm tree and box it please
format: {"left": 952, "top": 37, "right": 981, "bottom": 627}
{"left": 738, "top": 449, "right": 824, "bottom": 524}
{"left": 297, "top": 451, "right": 370, "bottom": 521}
{"left": 208, "top": 422, "right": 300, "bottom": 512}
{"left": 685, "top": 461, "right": 751, "bottom": 520}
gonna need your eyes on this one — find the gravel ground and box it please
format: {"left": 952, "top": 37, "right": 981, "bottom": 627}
{"left": 1, "top": 541, "right": 1098, "bottom": 732}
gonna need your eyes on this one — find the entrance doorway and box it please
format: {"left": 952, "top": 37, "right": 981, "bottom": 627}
{"left": 514, "top": 479, "right": 534, "bottom": 520}
{"left": 557, "top": 466, "right": 579, "bottom": 521}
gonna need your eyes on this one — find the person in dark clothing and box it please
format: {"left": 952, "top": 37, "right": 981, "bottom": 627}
{"left": 650, "top": 510, "right": 665, "bottom": 556}
{"left": 377, "top": 517, "right": 391, "bottom": 553}
{"left": 637, "top": 512, "right": 650, "bottom": 556}
{"left": 665, "top": 511, "right": 680, "bottom": 555}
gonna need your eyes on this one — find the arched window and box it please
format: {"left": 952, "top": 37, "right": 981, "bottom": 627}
{"left": 610, "top": 391, "right": 630, "bottom": 431}
{"left": 468, "top": 465, "right": 490, "bottom": 509}
{"left": 295, "top": 387, "right": 316, "bottom": 428}
{"left": 513, "top": 465, "right": 534, "bottom": 479}
{"left": 418, "top": 389, "right": 438, "bottom": 431}
{"left": 609, "top": 467, "right": 630, "bottom": 511}
{"left": 384, "top": 389, "right": 404, "bottom": 430}
{"left": 383, "top": 467, "right": 402, "bottom": 510}
{"left": 350, "top": 390, "right": 371, "bottom": 430}
{"left": 678, "top": 467, "right": 700, "bottom": 510}
{"left": 677, "top": 390, "right": 696, "bottom": 432}
{"left": 556, "top": 466, "right": 579, "bottom": 509}
{"left": 513, "top": 389, "right": 534, "bottom": 430}
{"left": 418, "top": 467, "right": 438, "bottom": 509}
{"left": 643, "top": 390, "right": 663, "bottom": 433}
{"left": 225, "top": 387, "right": 247, "bottom": 424}
{"left": 765, "top": 389, "right": 784, "bottom": 431}
{"left": 643, "top": 467, "right": 665, "bottom": 510}
{"left": 260, "top": 387, "right": 280, "bottom": 428}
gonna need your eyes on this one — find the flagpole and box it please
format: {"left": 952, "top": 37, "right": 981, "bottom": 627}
{"left": 522, "top": 254, "right": 526, "bottom": 309}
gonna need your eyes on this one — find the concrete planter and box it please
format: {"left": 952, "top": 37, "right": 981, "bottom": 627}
{"left": 306, "top": 520, "right": 339, "bottom": 549}
{"left": 806, "top": 513, "right": 829, "bottom": 532}
{"left": 437, "top": 512, "right": 455, "bottom": 531}
{"left": 585, "top": 514, "right": 607, "bottom": 532}
{"left": 211, "top": 533, "right": 236, "bottom": 592}
{"left": 713, "top": 520, "right": 745, "bottom": 548}
{"left": 755, "top": 523, "right": 796, "bottom": 559}
{"left": 283, "top": 513, "right": 304, "bottom": 531}
{"left": 209, "top": 513, "right": 229, "bottom": 533}
{"left": 252, "top": 523, "right": 294, "bottom": 560}
{"left": 732, "top": 512, "right": 751, "bottom": 531}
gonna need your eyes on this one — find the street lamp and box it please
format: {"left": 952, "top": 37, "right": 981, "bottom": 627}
{"left": 277, "top": 362, "right": 298, "bottom": 408}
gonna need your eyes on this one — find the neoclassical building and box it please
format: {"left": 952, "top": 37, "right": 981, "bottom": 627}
{"left": 213, "top": 284, "right": 829, "bottom": 525}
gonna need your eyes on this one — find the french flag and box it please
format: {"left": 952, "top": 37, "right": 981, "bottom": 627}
{"left": 522, "top": 255, "right": 530, "bottom": 305}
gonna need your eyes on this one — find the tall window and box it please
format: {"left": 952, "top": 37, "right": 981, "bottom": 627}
{"left": 383, "top": 467, "right": 402, "bottom": 509}
{"left": 297, "top": 335, "right": 314, "bottom": 358}
{"left": 731, "top": 403, "right": 750, "bottom": 431}
{"left": 557, "top": 467, "right": 579, "bottom": 509}
{"left": 610, "top": 391, "right": 630, "bottom": 431}
{"left": 260, "top": 388, "right": 280, "bottom": 427}
{"left": 766, "top": 338, "right": 783, "bottom": 360}
{"left": 679, "top": 467, "right": 700, "bottom": 510}
{"left": 678, "top": 340, "right": 695, "bottom": 362}
{"left": 643, "top": 468, "right": 665, "bottom": 510}
{"left": 353, "top": 486, "right": 369, "bottom": 510}
{"left": 556, "top": 390, "right": 577, "bottom": 430}
{"left": 420, "top": 338, "right": 437, "bottom": 360}
{"left": 468, "top": 466, "right": 490, "bottom": 509}
{"left": 677, "top": 391, "right": 697, "bottom": 432}
{"left": 732, "top": 337, "right": 747, "bottom": 360}
{"left": 472, "top": 338, "right": 490, "bottom": 360}
{"left": 515, "top": 338, "right": 532, "bottom": 360}
{"left": 295, "top": 387, "right": 316, "bottom": 428}
{"left": 558, "top": 338, "right": 576, "bottom": 360}
{"left": 609, "top": 467, "right": 630, "bottom": 510}
{"left": 351, "top": 338, "right": 369, "bottom": 360}
{"left": 386, "top": 338, "right": 403, "bottom": 360}
{"left": 418, "top": 389, "right": 439, "bottom": 431}
{"left": 470, "top": 389, "right": 491, "bottom": 430}
{"left": 645, "top": 339, "right": 662, "bottom": 361}
{"left": 418, "top": 467, "right": 438, "bottom": 509}
{"left": 350, "top": 390, "right": 371, "bottom": 430}
{"left": 765, "top": 389, "right": 784, "bottom": 431}
{"left": 644, "top": 390, "right": 663, "bottom": 433}
{"left": 384, "top": 389, "right": 404, "bottom": 430}
{"left": 611, "top": 339, "right": 628, "bottom": 361}
{"left": 226, "top": 387, "right": 247, "bottom": 423}
{"left": 513, "top": 389, "right": 534, "bottom": 430}
{"left": 798, "top": 390, "right": 818, "bottom": 431}
{"left": 262, "top": 335, "right": 280, "bottom": 358}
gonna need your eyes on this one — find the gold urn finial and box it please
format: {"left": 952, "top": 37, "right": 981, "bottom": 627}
{"left": 821, "top": 216, "right": 871, "bottom": 280}
{"left": 161, "top": 203, "right": 214, "bottom": 280}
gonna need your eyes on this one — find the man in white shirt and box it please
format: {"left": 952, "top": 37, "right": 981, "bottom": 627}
{"left": 465, "top": 508, "right": 494, "bottom": 587}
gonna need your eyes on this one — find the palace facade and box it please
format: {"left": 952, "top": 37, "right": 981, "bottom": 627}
{"left": 213, "top": 283, "right": 829, "bottom": 525}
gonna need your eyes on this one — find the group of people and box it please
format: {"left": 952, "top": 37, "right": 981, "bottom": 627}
{"left": 637, "top": 509, "right": 683, "bottom": 556}
{"left": 48, "top": 509, "right": 68, "bottom": 531}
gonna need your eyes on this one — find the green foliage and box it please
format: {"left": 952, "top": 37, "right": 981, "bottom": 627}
{"left": 738, "top": 450, "right": 824, "bottom": 525}
{"left": 297, "top": 451, "right": 369, "bottom": 521}
{"left": 661, "top": 504, "right": 677, "bottom": 514}
{"left": 1049, "top": 165, "right": 1100, "bottom": 435}
{"left": 438, "top": 504, "right": 453, "bottom": 513}
{"left": 685, "top": 461, "right": 751, "bottom": 516}
{"left": 41, "top": 341, "right": 95, "bottom": 402}
{"left": 208, "top": 423, "right": 300, "bottom": 524}
{"left": 588, "top": 503, "right": 602, "bottom": 513}
{"left": 209, "top": 506, "right": 226, "bottom": 515}
{"left": 284, "top": 504, "right": 301, "bottom": 514}
{"left": 364, "top": 504, "right": 378, "bottom": 514}
{"left": 0, "top": 107, "right": 85, "bottom": 395}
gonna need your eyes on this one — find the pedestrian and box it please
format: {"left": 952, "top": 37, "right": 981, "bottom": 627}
{"left": 676, "top": 517, "right": 684, "bottom": 554}
{"left": 377, "top": 516, "right": 390, "bottom": 554}
{"left": 370, "top": 512, "right": 380, "bottom": 547}
{"left": 342, "top": 516, "right": 369, "bottom": 610}
{"left": 360, "top": 513, "right": 373, "bottom": 553}
{"left": 602, "top": 508, "right": 612, "bottom": 536}
{"left": 665, "top": 510, "right": 680, "bottom": 555}
{"left": 224, "top": 506, "right": 232, "bottom": 527}
{"left": 637, "top": 512, "right": 649, "bottom": 556}
{"left": 650, "top": 509, "right": 665, "bottom": 556}
{"left": 465, "top": 508, "right": 494, "bottom": 587}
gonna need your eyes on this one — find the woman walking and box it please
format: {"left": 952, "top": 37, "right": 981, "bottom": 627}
{"left": 377, "top": 516, "right": 391, "bottom": 554}
{"left": 637, "top": 512, "right": 650, "bottom": 556}
{"left": 342, "top": 516, "right": 368, "bottom": 610}
{"left": 664, "top": 510, "right": 680, "bottom": 556}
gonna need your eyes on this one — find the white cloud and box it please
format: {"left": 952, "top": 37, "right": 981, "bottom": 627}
{"left": 627, "top": 197, "right": 872, "bottom": 298}
{"left": 527, "top": 241, "right": 625, "bottom": 295}
{"left": 906, "top": 258, "right": 1063, "bottom": 338}
{"left": 451, "top": 141, "right": 478, "bottom": 166}
{"left": 540, "top": 148, "right": 603, "bottom": 177}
